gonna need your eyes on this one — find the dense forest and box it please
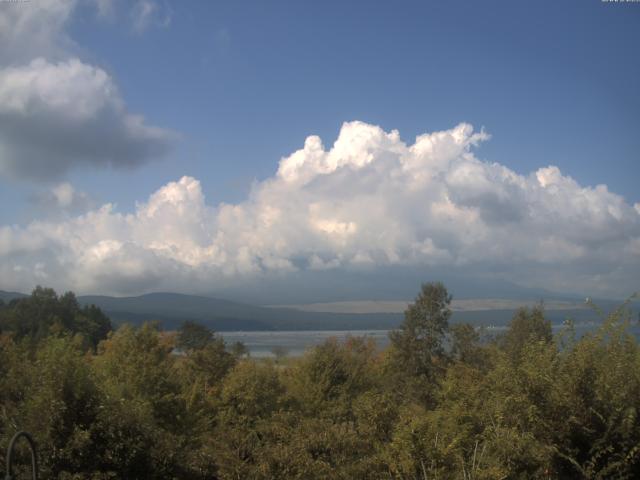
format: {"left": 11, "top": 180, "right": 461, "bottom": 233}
{"left": 0, "top": 284, "right": 639, "bottom": 479}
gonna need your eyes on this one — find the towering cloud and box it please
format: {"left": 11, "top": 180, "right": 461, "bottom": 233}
{"left": 1, "top": 122, "right": 638, "bottom": 296}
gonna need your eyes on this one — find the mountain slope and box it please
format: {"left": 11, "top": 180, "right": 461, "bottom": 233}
{"left": 77, "top": 292, "right": 402, "bottom": 331}
{"left": 0, "top": 290, "right": 28, "bottom": 303}
{"left": 3, "top": 289, "right": 618, "bottom": 332}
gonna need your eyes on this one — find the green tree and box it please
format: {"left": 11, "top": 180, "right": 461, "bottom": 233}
{"left": 545, "top": 306, "right": 640, "bottom": 478}
{"left": 176, "top": 320, "right": 214, "bottom": 352}
{"left": 0, "top": 287, "right": 111, "bottom": 348}
{"left": 501, "top": 305, "right": 552, "bottom": 360}
{"left": 213, "top": 361, "right": 286, "bottom": 479}
{"left": 91, "top": 323, "right": 195, "bottom": 479}
{"left": 230, "top": 340, "right": 249, "bottom": 358}
{"left": 450, "top": 323, "right": 491, "bottom": 370}
{"left": 387, "top": 282, "right": 452, "bottom": 404}
{"left": 0, "top": 335, "right": 106, "bottom": 479}
{"left": 288, "top": 336, "right": 379, "bottom": 420}
{"left": 178, "top": 334, "right": 236, "bottom": 395}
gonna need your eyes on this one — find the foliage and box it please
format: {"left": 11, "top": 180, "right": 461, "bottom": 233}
{"left": 0, "top": 286, "right": 111, "bottom": 348}
{"left": 176, "top": 320, "right": 214, "bottom": 352}
{"left": 500, "top": 305, "right": 552, "bottom": 361}
{"left": 387, "top": 281, "right": 452, "bottom": 405}
{"left": 1, "top": 285, "right": 639, "bottom": 479}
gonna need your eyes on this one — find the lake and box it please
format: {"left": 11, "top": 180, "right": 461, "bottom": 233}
{"left": 220, "top": 330, "right": 391, "bottom": 357}
{"left": 220, "top": 322, "right": 640, "bottom": 358}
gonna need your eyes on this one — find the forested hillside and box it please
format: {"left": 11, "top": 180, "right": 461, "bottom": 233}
{"left": 1, "top": 284, "right": 639, "bottom": 479}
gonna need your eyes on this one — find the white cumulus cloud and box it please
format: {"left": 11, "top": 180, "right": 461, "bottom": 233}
{"left": 0, "top": 58, "right": 175, "bottom": 180}
{"left": 0, "top": 0, "right": 176, "bottom": 181}
{"left": 0, "top": 121, "right": 638, "bottom": 297}
{"left": 28, "top": 181, "right": 95, "bottom": 218}
{"left": 0, "top": 0, "right": 78, "bottom": 64}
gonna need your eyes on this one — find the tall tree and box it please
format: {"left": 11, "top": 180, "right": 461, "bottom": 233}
{"left": 0, "top": 287, "right": 111, "bottom": 347}
{"left": 176, "top": 320, "right": 214, "bottom": 352}
{"left": 501, "top": 305, "right": 552, "bottom": 360}
{"left": 388, "top": 282, "right": 452, "bottom": 403}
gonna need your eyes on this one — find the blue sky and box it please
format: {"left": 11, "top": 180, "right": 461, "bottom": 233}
{"left": 0, "top": 0, "right": 638, "bottom": 300}
{"left": 3, "top": 0, "right": 639, "bottom": 219}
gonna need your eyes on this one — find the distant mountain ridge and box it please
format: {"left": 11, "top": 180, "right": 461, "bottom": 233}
{"left": 1, "top": 289, "right": 618, "bottom": 331}
{"left": 77, "top": 292, "right": 402, "bottom": 331}
{"left": 0, "top": 290, "right": 27, "bottom": 303}
{"left": 6, "top": 289, "right": 401, "bottom": 330}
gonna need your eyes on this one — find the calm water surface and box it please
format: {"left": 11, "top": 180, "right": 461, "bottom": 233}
{"left": 220, "top": 323, "right": 640, "bottom": 358}
{"left": 221, "top": 330, "right": 390, "bottom": 358}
